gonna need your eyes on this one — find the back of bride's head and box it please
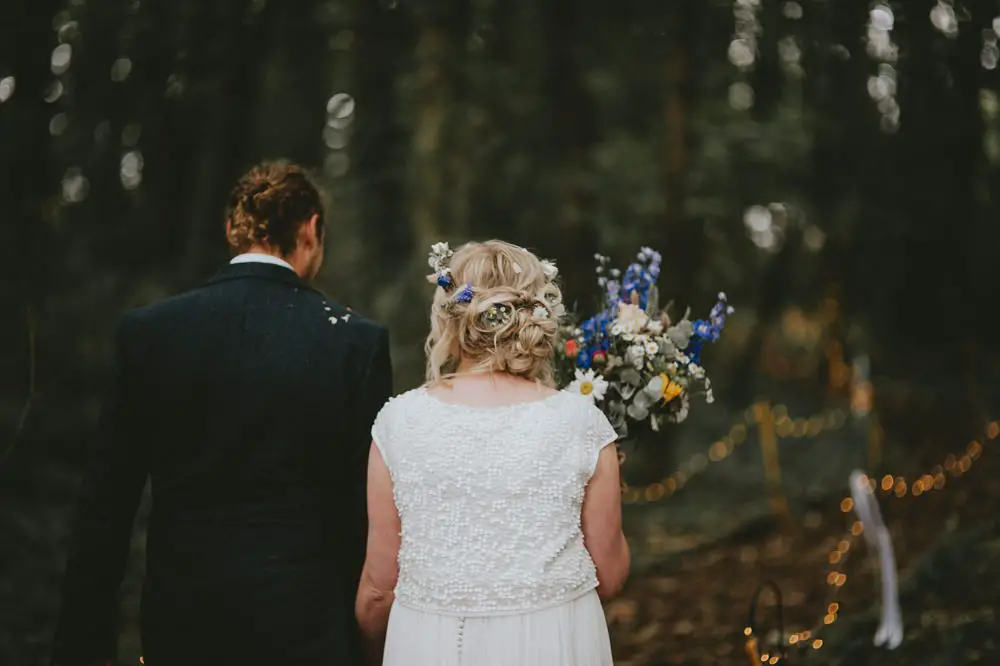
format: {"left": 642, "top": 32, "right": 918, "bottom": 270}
{"left": 425, "top": 240, "right": 565, "bottom": 386}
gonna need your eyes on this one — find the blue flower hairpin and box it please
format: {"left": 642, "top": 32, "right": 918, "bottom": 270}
{"left": 437, "top": 270, "right": 454, "bottom": 289}
{"left": 456, "top": 284, "right": 474, "bottom": 303}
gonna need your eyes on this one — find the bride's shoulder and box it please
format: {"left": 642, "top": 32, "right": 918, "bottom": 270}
{"left": 375, "top": 387, "right": 426, "bottom": 420}
{"left": 557, "top": 390, "right": 602, "bottom": 414}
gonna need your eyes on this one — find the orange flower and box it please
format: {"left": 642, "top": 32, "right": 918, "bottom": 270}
{"left": 565, "top": 339, "right": 579, "bottom": 357}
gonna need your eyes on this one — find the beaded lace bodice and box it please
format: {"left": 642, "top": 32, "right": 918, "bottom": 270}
{"left": 371, "top": 387, "right": 618, "bottom": 616}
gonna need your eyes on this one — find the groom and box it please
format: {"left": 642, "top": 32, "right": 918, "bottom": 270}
{"left": 51, "top": 161, "right": 392, "bottom": 666}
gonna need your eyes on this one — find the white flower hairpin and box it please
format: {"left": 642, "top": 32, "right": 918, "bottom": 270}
{"left": 428, "top": 242, "right": 455, "bottom": 290}
{"left": 481, "top": 303, "right": 513, "bottom": 328}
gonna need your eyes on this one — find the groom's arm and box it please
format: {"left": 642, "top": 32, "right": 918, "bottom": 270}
{"left": 52, "top": 316, "right": 148, "bottom": 666}
{"left": 350, "top": 327, "right": 392, "bottom": 558}
{"left": 344, "top": 327, "right": 392, "bottom": 615}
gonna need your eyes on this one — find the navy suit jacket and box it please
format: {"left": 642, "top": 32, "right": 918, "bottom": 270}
{"left": 52, "top": 261, "right": 392, "bottom": 666}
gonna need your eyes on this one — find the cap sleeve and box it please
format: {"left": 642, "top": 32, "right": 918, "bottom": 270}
{"left": 585, "top": 403, "right": 619, "bottom": 478}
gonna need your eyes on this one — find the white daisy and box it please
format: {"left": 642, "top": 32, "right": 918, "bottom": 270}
{"left": 566, "top": 369, "right": 608, "bottom": 402}
{"left": 644, "top": 340, "right": 659, "bottom": 356}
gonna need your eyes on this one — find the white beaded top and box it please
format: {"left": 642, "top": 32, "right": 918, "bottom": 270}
{"left": 371, "top": 387, "right": 619, "bottom": 616}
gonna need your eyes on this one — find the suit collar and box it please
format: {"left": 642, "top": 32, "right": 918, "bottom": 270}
{"left": 206, "top": 261, "right": 315, "bottom": 291}
{"left": 230, "top": 252, "right": 296, "bottom": 272}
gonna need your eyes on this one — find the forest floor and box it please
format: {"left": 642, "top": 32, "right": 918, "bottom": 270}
{"left": 609, "top": 409, "right": 1000, "bottom": 666}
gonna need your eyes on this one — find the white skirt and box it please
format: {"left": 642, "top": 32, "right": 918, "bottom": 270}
{"left": 382, "top": 590, "right": 614, "bottom": 666}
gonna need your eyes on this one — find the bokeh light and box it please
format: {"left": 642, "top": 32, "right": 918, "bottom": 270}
{"left": 0, "top": 76, "right": 16, "bottom": 103}
{"left": 60, "top": 167, "right": 89, "bottom": 203}
{"left": 50, "top": 44, "right": 72, "bottom": 75}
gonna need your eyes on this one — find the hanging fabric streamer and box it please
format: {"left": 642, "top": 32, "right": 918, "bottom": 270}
{"left": 848, "top": 470, "right": 903, "bottom": 649}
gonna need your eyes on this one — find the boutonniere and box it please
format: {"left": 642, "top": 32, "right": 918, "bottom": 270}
{"left": 324, "top": 302, "right": 353, "bottom": 325}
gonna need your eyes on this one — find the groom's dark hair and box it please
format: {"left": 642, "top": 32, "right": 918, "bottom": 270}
{"left": 225, "top": 160, "right": 326, "bottom": 256}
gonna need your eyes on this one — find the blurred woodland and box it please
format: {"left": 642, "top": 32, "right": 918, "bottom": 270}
{"left": 2, "top": 0, "right": 999, "bottom": 664}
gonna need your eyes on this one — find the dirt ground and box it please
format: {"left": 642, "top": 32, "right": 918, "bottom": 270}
{"left": 608, "top": 439, "right": 1000, "bottom": 665}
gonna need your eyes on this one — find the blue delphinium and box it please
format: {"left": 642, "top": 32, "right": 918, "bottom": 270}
{"left": 685, "top": 293, "right": 733, "bottom": 364}
{"left": 455, "top": 283, "right": 474, "bottom": 303}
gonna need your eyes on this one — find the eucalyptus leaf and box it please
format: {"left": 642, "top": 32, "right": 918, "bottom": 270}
{"left": 620, "top": 368, "right": 643, "bottom": 386}
{"left": 646, "top": 285, "right": 659, "bottom": 315}
{"left": 632, "top": 390, "right": 655, "bottom": 410}
{"left": 667, "top": 320, "right": 694, "bottom": 348}
{"left": 627, "top": 401, "right": 650, "bottom": 420}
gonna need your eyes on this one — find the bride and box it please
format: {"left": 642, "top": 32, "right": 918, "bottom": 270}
{"left": 355, "top": 240, "right": 629, "bottom": 666}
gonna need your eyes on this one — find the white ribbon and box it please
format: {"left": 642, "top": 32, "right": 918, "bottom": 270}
{"left": 848, "top": 470, "right": 903, "bottom": 649}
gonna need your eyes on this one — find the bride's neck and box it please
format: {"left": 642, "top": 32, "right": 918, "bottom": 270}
{"left": 451, "top": 361, "right": 532, "bottom": 389}
{"left": 455, "top": 357, "right": 486, "bottom": 375}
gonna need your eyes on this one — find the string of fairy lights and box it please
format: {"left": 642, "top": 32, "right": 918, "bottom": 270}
{"left": 620, "top": 403, "right": 848, "bottom": 505}
{"left": 744, "top": 418, "right": 997, "bottom": 664}
{"left": 613, "top": 384, "right": 995, "bottom": 661}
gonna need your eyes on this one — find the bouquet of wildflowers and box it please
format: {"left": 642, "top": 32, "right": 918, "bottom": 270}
{"left": 557, "top": 248, "right": 733, "bottom": 438}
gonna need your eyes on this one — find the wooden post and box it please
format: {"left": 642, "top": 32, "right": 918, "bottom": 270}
{"left": 744, "top": 636, "right": 761, "bottom": 666}
{"left": 755, "top": 401, "right": 790, "bottom": 520}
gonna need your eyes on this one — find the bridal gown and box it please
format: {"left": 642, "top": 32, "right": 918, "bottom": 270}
{"left": 371, "top": 388, "right": 619, "bottom": 666}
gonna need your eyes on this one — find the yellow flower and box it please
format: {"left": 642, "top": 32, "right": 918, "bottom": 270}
{"left": 659, "top": 373, "right": 683, "bottom": 403}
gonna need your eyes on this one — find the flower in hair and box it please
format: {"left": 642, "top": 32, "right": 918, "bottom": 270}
{"left": 455, "top": 284, "right": 474, "bottom": 303}
{"left": 540, "top": 259, "right": 558, "bottom": 279}
{"left": 481, "top": 303, "right": 512, "bottom": 327}
{"left": 428, "top": 242, "right": 453, "bottom": 271}
{"left": 428, "top": 241, "right": 457, "bottom": 291}
{"left": 436, "top": 269, "right": 454, "bottom": 290}
{"left": 533, "top": 305, "right": 549, "bottom": 319}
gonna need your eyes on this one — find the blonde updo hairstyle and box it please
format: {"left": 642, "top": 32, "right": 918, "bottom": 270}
{"left": 425, "top": 241, "right": 565, "bottom": 387}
